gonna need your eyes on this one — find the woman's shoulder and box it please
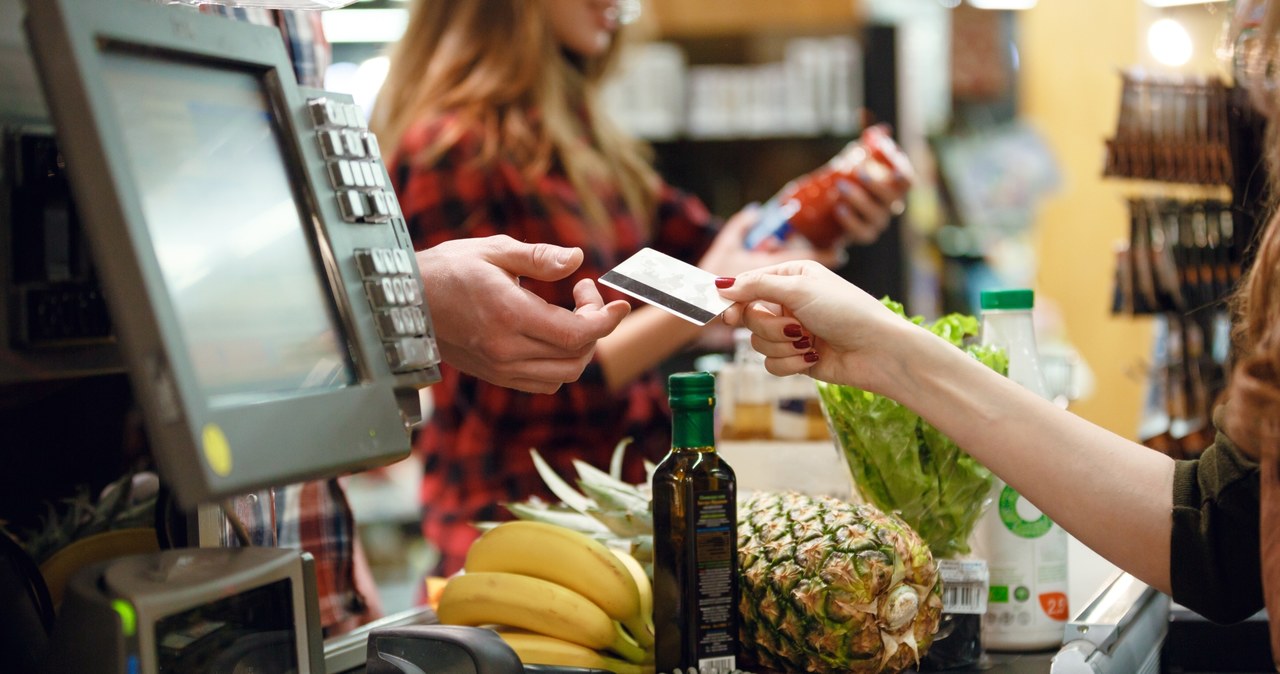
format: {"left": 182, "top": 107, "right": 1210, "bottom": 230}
{"left": 397, "top": 112, "right": 489, "bottom": 167}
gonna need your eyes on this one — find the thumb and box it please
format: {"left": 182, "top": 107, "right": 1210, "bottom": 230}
{"left": 487, "top": 237, "right": 583, "bottom": 282}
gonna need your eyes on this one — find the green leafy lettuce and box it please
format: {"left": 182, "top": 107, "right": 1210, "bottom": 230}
{"left": 817, "top": 298, "right": 1007, "bottom": 559}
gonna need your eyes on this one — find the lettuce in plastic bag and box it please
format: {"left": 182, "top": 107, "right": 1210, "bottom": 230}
{"left": 817, "top": 298, "right": 1007, "bottom": 559}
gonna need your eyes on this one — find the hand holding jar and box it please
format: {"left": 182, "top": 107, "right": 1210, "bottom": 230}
{"left": 745, "top": 124, "right": 914, "bottom": 250}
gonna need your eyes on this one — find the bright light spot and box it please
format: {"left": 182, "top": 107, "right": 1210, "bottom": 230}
{"left": 323, "top": 57, "right": 391, "bottom": 123}
{"left": 319, "top": 8, "right": 407, "bottom": 44}
{"left": 966, "top": 0, "right": 1037, "bottom": 9}
{"left": 354, "top": 56, "right": 392, "bottom": 118}
{"left": 1148, "top": 18, "right": 1193, "bottom": 67}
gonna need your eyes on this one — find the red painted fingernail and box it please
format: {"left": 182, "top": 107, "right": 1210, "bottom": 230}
{"left": 714, "top": 277, "right": 735, "bottom": 288}
{"left": 793, "top": 338, "right": 812, "bottom": 350}
{"left": 784, "top": 324, "right": 803, "bottom": 338}
{"left": 803, "top": 351, "right": 820, "bottom": 363}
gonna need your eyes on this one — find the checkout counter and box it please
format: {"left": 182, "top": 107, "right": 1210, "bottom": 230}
{"left": 0, "top": 0, "right": 1273, "bottom": 672}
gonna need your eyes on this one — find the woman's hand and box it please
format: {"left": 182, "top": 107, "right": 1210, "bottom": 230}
{"left": 714, "top": 260, "right": 910, "bottom": 393}
{"left": 827, "top": 125, "right": 916, "bottom": 246}
{"left": 831, "top": 166, "right": 910, "bottom": 245}
{"left": 697, "top": 208, "right": 845, "bottom": 278}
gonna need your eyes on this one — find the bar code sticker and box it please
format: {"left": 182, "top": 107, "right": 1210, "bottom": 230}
{"left": 938, "top": 559, "right": 988, "bottom": 615}
{"left": 697, "top": 656, "right": 737, "bottom": 674}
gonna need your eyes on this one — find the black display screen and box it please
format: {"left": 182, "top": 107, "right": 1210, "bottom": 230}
{"left": 154, "top": 578, "right": 298, "bottom": 673}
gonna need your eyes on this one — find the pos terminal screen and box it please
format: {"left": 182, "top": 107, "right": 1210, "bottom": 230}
{"left": 99, "top": 50, "right": 354, "bottom": 406}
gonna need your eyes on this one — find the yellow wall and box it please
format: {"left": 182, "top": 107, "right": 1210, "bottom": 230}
{"left": 1019, "top": 2, "right": 1229, "bottom": 437}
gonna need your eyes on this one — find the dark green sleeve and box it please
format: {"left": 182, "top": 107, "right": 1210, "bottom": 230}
{"left": 1169, "top": 428, "right": 1263, "bottom": 623}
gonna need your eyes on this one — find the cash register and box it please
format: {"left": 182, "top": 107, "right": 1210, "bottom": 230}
{"left": 0, "top": 0, "right": 511, "bottom": 671}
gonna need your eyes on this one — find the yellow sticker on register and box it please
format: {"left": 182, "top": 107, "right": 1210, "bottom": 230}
{"left": 202, "top": 423, "right": 233, "bottom": 476}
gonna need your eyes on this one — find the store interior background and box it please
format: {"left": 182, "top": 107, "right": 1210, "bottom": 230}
{"left": 317, "top": 0, "right": 1237, "bottom": 616}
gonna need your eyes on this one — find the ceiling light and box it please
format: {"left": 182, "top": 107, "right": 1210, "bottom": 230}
{"left": 1143, "top": 0, "right": 1227, "bottom": 6}
{"left": 319, "top": 8, "right": 407, "bottom": 44}
{"left": 966, "top": 0, "right": 1038, "bottom": 9}
{"left": 1148, "top": 18, "right": 1194, "bottom": 66}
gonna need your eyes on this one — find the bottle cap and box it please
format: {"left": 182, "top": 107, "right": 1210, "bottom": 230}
{"left": 980, "top": 289, "right": 1034, "bottom": 311}
{"left": 668, "top": 371, "right": 715, "bottom": 410}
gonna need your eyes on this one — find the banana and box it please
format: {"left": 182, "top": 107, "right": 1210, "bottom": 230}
{"left": 608, "top": 548, "right": 655, "bottom": 647}
{"left": 437, "top": 571, "right": 646, "bottom": 663}
{"left": 496, "top": 630, "right": 652, "bottom": 674}
{"left": 464, "top": 520, "right": 653, "bottom": 648}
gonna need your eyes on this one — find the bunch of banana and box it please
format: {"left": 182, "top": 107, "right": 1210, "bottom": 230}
{"left": 495, "top": 630, "right": 648, "bottom": 674}
{"left": 474, "top": 444, "right": 657, "bottom": 580}
{"left": 436, "top": 520, "right": 655, "bottom": 673}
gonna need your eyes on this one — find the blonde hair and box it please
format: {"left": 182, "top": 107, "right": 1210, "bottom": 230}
{"left": 1227, "top": 0, "right": 1280, "bottom": 455}
{"left": 369, "top": 0, "right": 658, "bottom": 232}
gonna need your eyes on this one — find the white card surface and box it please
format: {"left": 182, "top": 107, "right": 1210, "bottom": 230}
{"left": 598, "top": 247, "right": 732, "bottom": 325}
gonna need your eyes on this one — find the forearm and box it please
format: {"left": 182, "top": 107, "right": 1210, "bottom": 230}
{"left": 878, "top": 326, "right": 1176, "bottom": 593}
{"left": 595, "top": 305, "right": 703, "bottom": 392}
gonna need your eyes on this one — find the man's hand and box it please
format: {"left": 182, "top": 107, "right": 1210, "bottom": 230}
{"left": 415, "top": 235, "right": 630, "bottom": 393}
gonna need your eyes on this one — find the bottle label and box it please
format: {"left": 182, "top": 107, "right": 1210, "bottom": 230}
{"left": 693, "top": 490, "right": 736, "bottom": 673}
{"left": 938, "top": 559, "right": 989, "bottom": 615}
{"left": 997, "top": 485, "right": 1054, "bottom": 538}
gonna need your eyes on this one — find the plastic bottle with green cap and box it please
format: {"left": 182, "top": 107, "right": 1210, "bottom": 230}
{"left": 652, "top": 371, "right": 738, "bottom": 674}
{"left": 975, "top": 289, "right": 1069, "bottom": 652}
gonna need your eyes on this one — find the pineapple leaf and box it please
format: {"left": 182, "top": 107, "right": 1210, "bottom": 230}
{"left": 573, "top": 459, "right": 649, "bottom": 504}
{"left": 584, "top": 507, "right": 652, "bottom": 538}
{"left": 528, "top": 448, "right": 595, "bottom": 515}
{"left": 608, "top": 437, "right": 631, "bottom": 481}
{"left": 504, "top": 501, "right": 610, "bottom": 534}
{"left": 629, "top": 535, "right": 653, "bottom": 564}
{"left": 576, "top": 477, "right": 650, "bottom": 514}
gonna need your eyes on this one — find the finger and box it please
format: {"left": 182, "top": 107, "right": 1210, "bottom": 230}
{"left": 762, "top": 353, "right": 818, "bottom": 377}
{"left": 721, "top": 302, "right": 745, "bottom": 327}
{"left": 715, "top": 262, "right": 821, "bottom": 308}
{"left": 572, "top": 278, "right": 630, "bottom": 329}
{"left": 747, "top": 332, "right": 810, "bottom": 360}
{"left": 741, "top": 309, "right": 809, "bottom": 346}
{"left": 834, "top": 203, "right": 879, "bottom": 246}
{"left": 488, "top": 236, "right": 584, "bottom": 282}
{"left": 504, "top": 379, "right": 563, "bottom": 395}
{"left": 838, "top": 179, "right": 891, "bottom": 226}
{"left": 852, "top": 167, "right": 906, "bottom": 208}
{"left": 572, "top": 275, "right": 606, "bottom": 311}
{"left": 512, "top": 280, "right": 628, "bottom": 354}
{"left": 722, "top": 204, "right": 762, "bottom": 235}
{"left": 498, "top": 356, "right": 602, "bottom": 392}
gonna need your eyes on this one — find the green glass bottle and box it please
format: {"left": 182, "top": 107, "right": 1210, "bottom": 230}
{"left": 652, "top": 372, "right": 738, "bottom": 674}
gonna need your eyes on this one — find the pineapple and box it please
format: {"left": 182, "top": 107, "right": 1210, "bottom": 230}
{"left": 738, "top": 491, "right": 942, "bottom": 674}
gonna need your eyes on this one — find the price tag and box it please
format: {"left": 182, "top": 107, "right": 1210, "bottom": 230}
{"left": 938, "top": 559, "right": 988, "bottom": 615}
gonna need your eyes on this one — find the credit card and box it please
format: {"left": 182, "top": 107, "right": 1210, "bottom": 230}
{"left": 598, "top": 247, "right": 733, "bottom": 326}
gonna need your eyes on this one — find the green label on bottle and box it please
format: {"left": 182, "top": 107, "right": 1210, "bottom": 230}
{"left": 997, "top": 485, "right": 1053, "bottom": 538}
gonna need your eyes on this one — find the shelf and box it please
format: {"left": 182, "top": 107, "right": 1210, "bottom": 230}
{"left": 642, "top": 0, "right": 863, "bottom": 38}
{"left": 717, "top": 439, "right": 856, "bottom": 500}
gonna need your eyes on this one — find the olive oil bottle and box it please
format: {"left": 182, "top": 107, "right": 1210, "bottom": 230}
{"left": 652, "top": 372, "right": 738, "bottom": 674}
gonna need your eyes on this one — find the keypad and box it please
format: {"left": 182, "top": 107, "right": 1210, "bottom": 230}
{"left": 310, "top": 95, "right": 439, "bottom": 377}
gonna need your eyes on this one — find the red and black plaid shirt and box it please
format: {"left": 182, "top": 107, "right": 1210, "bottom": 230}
{"left": 391, "top": 116, "right": 719, "bottom": 576}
